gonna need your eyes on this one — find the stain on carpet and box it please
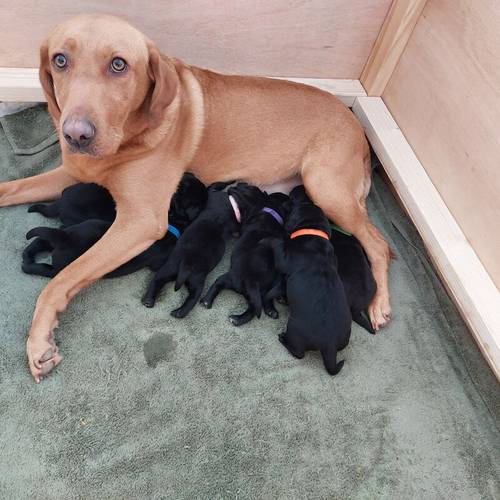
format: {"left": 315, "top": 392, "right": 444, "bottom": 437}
{"left": 143, "top": 333, "right": 177, "bottom": 368}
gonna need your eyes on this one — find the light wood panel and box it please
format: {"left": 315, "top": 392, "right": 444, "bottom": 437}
{"left": 360, "top": 0, "right": 428, "bottom": 96}
{"left": 0, "top": 0, "right": 391, "bottom": 78}
{"left": 353, "top": 97, "right": 500, "bottom": 380}
{"left": 383, "top": 0, "right": 500, "bottom": 289}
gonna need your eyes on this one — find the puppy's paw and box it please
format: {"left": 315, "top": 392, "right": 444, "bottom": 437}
{"left": 170, "top": 308, "right": 187, "bottom": 319}
{"left": 199, "top": 298, "right": 212, "bottom": 309}
{"left": 141, "top": 297, "right": 155, "bottom": 308}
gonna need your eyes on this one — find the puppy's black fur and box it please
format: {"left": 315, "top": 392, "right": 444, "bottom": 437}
{"left": 330, "top": 230, "right": 377, "bottom": 334}
{"left": 268, "top": 185, "right": 351, "bottom": 375}
{"left": 141, "top": 182, "right": 260, "bottom": 318}
{"left": 22, "top": 173, "right": 207, "bottom": 278}
{"left": 28, "top": 183, "right": 116, "bottom": 226}
{"left": 201, "top": 189, "right": 290, "bottom": 326}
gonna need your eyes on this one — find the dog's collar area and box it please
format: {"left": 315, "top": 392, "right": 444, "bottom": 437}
{"left": 262, "top": 207, "right": 284, "bottom": 225}
{"left": 331, "top": 223, "right": 352, "bottom": 236}
{"left": 228, "top": 195, "right": 241, "bottom": 223}
{"left": 290, "top": 228, "right": 330, "bottom": 241}
{"left": 168, "top": 224, "right": 181, "bottom": 239}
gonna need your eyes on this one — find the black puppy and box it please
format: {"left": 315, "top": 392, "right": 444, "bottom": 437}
{"left": 267, "top": 185, "right": 351, "bottom": 376}
{"left": 201, "top": 189, "right": 289, "bottom": 326}
{"left": 28, "top": 183, "right": 116, "bottom": 226}
{"left": 141, "top": 182, "right": 260, "bottom": 318}
{"left": 330, "top": 229, "right": 377, "bottom": 334}
{"left": 22, "top": 173, "right": 207, "bottom": 278}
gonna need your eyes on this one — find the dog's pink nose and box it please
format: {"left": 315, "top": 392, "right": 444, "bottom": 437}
{"left": 62, "top": 117, "right": 96, "bottom": 151}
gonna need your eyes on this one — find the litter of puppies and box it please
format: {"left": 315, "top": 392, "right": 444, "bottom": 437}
{"left": 22, "top": 174, "right": 376, "bottom": 375}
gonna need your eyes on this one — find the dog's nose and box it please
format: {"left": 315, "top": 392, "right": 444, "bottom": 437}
{"left": 62, "top": 117, "right": 96, "bottom": 150}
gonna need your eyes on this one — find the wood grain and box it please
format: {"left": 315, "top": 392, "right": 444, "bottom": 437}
{"left": 353, "top": 96, "right": 500, "bottom": 380}
{"left": 383, "top": 0, "right": 500, "bottom": 290}
{"left": 361, "top": 0, "right": 428, "bottom": 96}
{"left": 0, "top": 0, "right": 391, "bottom": 78}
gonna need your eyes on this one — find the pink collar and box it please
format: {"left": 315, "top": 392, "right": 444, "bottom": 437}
{"left": 228, "top": 195, "right": 241, "bottom": 223}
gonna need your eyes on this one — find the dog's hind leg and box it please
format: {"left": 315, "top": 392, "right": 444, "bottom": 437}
{"left": 171, "top": 280, "right": 204, "bottom": 318}
{"left": 22, "top": 238, "right": 53, "bottom": 264}
{"left": 229, "top": 304, "right": 255, "bottom": 326}
{"left": 320, "top": 344, "right": 344, "bottom": 376}
{"left": 263, "top": 299, "right": 279, "bottom": 319}
{"left": 142, "top": 266, "right": 177, "bottom": 308}
{"left": 278, "top": 327, "right": 305, "bottom": 359}
{"left": 200, "top": 273, "right": 231, "bottom": 308}
{"left": 22, "top": 262, "right": 57, "bottom": 278}
{"left": 302, "top": 149, "right": 392, "bottom": 331}
{"left": 28, "top": 200, "right": 60, "bottom": 219}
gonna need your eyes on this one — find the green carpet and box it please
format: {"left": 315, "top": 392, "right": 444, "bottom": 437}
{"left": 0, "top": 105, "right": 499, "bottom": 499}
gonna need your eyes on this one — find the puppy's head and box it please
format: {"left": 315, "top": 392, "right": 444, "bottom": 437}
{"left": 169, "top": 173, "right": 208, "bottom": 224}
{"left": 227, "top": 183, "right": 267, "bottom": 223}
{"left": 266, "top": 192, "right": 292, "bottom": 221}
{"left": 39, "top": 14, "right": 178, "bottom": 157}
{"left": 285, "top": 189, "right": 331, "bottom": 237}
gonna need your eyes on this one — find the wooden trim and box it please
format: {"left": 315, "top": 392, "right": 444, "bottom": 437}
{"left": 0, "top": 69, "right": 366, "bottom": 107}
{"left": 360, "top": 0, "right": 428, "bottom": 96}
{"left": 353, "top": 96, "right": 500, "bottom": 380}
{"left": 0, "top": 68, "right": 44, "bottom": 102}
{"left": 271, "top": 78, "right": 366, "bottom": 106}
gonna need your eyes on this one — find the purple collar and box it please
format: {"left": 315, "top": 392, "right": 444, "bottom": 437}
{"left": 262, "top": 207, "right": 284, "bottom": 226}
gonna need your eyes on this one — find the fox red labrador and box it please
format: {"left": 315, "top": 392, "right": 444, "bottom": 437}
{"left": 0, "top": 14, "right": 392, "bottom": 381}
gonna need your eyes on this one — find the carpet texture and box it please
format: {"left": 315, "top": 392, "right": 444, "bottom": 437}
{"left": 0, "top": 105, "right": 499, "bottom": 499}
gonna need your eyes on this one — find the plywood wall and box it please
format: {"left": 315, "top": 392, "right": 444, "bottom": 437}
{"left": 0, "top": 0, "right": 391, "bottom": 78}
{"left": 383, "top": 0, "right": 500, "bottom": 289}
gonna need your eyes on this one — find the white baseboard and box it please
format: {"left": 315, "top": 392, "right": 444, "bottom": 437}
{"left": 0, "top": 68, "right": 365, "bottom": 107}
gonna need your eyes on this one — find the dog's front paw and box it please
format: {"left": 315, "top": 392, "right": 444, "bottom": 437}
{"left": 26, "top": 333, "right": 62, "bottom": 383}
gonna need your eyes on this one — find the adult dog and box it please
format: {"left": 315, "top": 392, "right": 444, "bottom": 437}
{"left": 0, "top": 14, "right": 391, "bottom": 381}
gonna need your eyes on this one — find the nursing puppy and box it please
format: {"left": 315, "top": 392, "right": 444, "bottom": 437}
{"left": 28, "top": 182, "right": 116, "bottom": 226}
{"left": 268, "top": 186, "right": 351, "bottom": 375}
{"left": 330, "top": 230, "right": 377, "bottom": 334}
{"left": 141, "top": 182, "right": 258, "bottom": 317}
{"left": 201, "top": 188, "right": 289, "bottom": 326}
{"left": 23, "top": 174, "right": 207, "bottom": 278}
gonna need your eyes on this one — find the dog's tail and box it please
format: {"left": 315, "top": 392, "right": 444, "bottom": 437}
{"left": 174, "top": 259, "right": 191, "bottom": 291}
{"left": 352, "top": 309, "right": 375, "bottom": 335}
{"left": 28, "top": 201, "right": 59, "bottom": 219}
{"left": 26, "top": 226, "right": 68, "bottom": 246}
{"left": 245, "top": 280, "right": 262, "bottom": 318}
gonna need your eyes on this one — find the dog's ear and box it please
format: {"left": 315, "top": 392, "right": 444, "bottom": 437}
{"left": 147, "top": 42, "right": 179, "bottom": 128}
{"left": 39, "top": 40, "right": 61, "bottom": 121}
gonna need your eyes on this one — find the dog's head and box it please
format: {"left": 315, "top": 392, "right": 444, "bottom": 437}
{"left": 39, "top": 14, "right": 178, "bottom": 157}
{"left": 169, "top": 173, "right": 208, "bottom": 226}
{"left": 266, "top": 192, "right": 292, "bottom": 222}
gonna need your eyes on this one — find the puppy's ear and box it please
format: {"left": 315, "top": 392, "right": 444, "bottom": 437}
{"left": 147, "top": 42, "right": 179, "bottom": 128}
{"left": 39, "top": 40, "right": 61, "bottom": 121}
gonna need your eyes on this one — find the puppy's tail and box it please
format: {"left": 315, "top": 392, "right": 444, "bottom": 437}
{"left": 26, "top": 227, "right": 68, "bottom": 246}
{"left": 246, "top": 280, "right": 262, "bottom": 318}
{"left": 174, "top": 259, "right": 191, "bottom": 291}
{"left": 28, "top": 201, "right": 59, "bottom": 219}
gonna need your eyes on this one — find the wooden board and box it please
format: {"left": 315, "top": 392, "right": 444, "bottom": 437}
{"left": 383, "top": 0, "right": 500, "bottom": 290}
{"left": 353, "top": 96, "right": 500, "bottom": 380}
{"left": 0, "top": 69, "right": 366, "bottom": 107}
{"left": 360, "top": 0, "right": 428, "bottom": 96}
{"left": 0, "top": 0, "right": 392, "bottom": 78}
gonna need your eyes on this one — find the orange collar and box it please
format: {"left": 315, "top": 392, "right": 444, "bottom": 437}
{"left": 290, "top": 228, "right": 330, "bottom": 240}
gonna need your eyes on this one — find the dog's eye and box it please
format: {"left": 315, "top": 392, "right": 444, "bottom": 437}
{"left": 110, "top": 57, "right": 127, "bottom": 73}
{"left": 53, "top": 53, "right": 67, "bottom": 69}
